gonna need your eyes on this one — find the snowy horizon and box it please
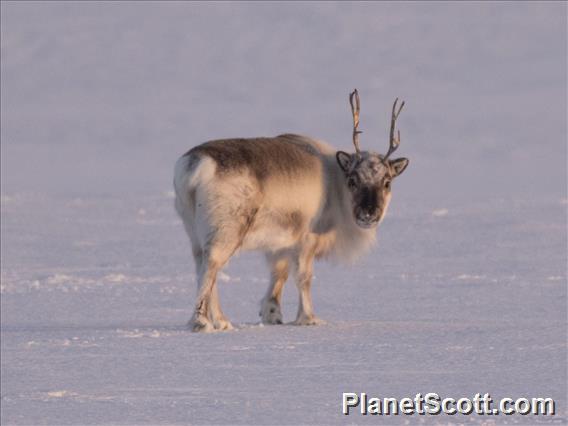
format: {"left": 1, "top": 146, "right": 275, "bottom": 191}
{"left": 2, "top": 2, "right": 566, "bottom": 201}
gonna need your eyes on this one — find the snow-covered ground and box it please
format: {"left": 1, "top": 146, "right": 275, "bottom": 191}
{"left": 2, "top": 193, "right": 566, "bottom": 424}
{"left": 1, "top": 2, "right": 566, "bottom": 425}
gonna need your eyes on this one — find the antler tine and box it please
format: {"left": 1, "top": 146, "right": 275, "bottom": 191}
{"left": 349, "top": 89, "right": 363, "bottom": 156}
{"left": 385, "top": 97, "right": 405, "bottom": 160}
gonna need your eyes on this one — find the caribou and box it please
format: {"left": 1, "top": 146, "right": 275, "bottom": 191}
{"left": 173, "top": 90, "right": 409, "bottom": 332}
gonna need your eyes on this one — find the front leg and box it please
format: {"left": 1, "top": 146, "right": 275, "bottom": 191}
{"left": 293, "top": 279, "right": 326, "bottom": 326}
{"left": 260, "top": 255, "right": 289, "bottom": 325}
{"left": 260, "top": 297, "right": 283, "bottom": 325}
{"left": 292, "top": 242, "right": 325, "bottom": 326}
{"left": 209, "top": 284, "right": 234, "bottom": 331}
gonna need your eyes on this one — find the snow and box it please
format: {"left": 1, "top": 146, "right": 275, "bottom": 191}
{"left": 1, "top": 2, "right": 566, "bottom": 425}
{"left": 431, "top": 209, "right": 449, "bottom": 218}
{"left": 2, "top": 193, "right": 566, "bottom": 424}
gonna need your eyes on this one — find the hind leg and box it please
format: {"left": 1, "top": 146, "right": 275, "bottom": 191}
{"left": 178, "top": 174, "right": 259, "bottom": 332}
{"left": 189, "top": 244, "right": 236, "bottom": 332}
{"left": 188, "top": 215, "right": 256, "bottom": 332}
{"left": 188, "top": 246, "right": 215, "bottom": 332}
{"left": 189, "top": 240, "right": 233, "bottom": 332}
{"left": 196, "top": 244, "right": 233, "bottom": 330}
{"left": 260, "top": 254, "right": 289, "bottom": 324}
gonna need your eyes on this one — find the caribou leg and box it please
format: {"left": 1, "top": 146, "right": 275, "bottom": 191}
{"left": 189, "top": 238, "right": 238, "bottom": 332}
{"left": 260, "top": 254, "right": 289, "bottom": 325}
{"left": 292, "top": 242, "right": 325, "bottom": 326}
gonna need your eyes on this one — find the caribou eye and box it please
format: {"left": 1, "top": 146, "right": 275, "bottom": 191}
{"left": 347, "top": 177, "right": 357, "bottom": 190}
{"left": 384, "top": 180, "right": 391, "bottom": 190}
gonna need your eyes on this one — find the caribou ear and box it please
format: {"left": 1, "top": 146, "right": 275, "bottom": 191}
{"left": 389, "top": 157, "right": 409, "bottom": 177}
{"left": 336, "top": 151, "right": 352, "bottom": 172}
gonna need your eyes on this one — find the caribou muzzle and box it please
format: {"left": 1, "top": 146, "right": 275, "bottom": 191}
{"left": 354, "top": 187, "right": 383, "bottom": 228}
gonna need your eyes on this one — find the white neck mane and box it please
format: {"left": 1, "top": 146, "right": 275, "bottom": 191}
{"left": 314, "top": 155, "right": 378, "bottom": 263}
{"left": 332, "top": 181, "right": 377, "bottom": 263}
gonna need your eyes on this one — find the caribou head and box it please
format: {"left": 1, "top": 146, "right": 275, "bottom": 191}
{"left": 336, "top": 89, "right": 409, "bottom": 229}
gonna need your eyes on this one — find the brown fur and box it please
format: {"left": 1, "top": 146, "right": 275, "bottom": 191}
{"left": 185, "top": 134, "right": 320, "bottom": 185}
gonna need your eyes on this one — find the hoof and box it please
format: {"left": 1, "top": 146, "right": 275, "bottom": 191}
{"left": 188, "top": 315, "right": 214, "bottom": 333}
{"left": 260, "top": 299, "right": 283, "bottom": 325}
{"left": 293, "top": 315, "right": 326, "bottom": 326}
{"left": 213, "top": 317, "right": 234, "bottom": 331}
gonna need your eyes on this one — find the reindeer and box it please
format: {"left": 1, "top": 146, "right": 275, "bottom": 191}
{"left": 173, "top": 90, "right": 409, "bottom": 332}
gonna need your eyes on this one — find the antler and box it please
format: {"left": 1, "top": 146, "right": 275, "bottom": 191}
{"left": 384, "top": 98, "right": 405, "bottom": 160}
{"left": 349, "top": 89, "right": 362, "bottom": 156}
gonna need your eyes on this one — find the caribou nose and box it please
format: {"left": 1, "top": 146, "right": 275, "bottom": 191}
{"left": 356, "top": 208, "right": 373, "bottom": 221}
